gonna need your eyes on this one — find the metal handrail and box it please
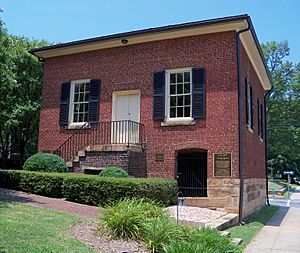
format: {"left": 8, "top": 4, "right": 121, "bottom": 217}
{"left": 54, "top": 120, "right": 145, "bottom": 162}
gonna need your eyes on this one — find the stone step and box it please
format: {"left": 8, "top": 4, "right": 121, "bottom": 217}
{"left": 219, "top": 230, "right": 231, "bottom": 237}
{"left": 78, "top": 150, "right": 85, "bottom": 157}
{"left": 73, "top": 156, "right": 80, "bottom": 162}
{"left": 232, "top": 237, "right": 243, "bottom": 245}
{"left": 66, "top": 161, "right": 73, "bottom": 168}
{"left": 207, "top": 213, "right": 239, "bottom": 230}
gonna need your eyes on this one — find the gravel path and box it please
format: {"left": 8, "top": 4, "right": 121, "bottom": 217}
{"left": 0, "top": 188, "right": 99, "bottom": 218}
{"left": 70, "top": 222, "right": 150, "bottom": 253}
{"left": 167, "top": 205, "right": 228, "bottom": 225}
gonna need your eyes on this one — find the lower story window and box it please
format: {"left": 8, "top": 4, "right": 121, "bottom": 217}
{"left": 70, "top": 81, "right": 90, "bottom": 123}
{"left": 168, "top": 69, "right": 192, "bottom": 120}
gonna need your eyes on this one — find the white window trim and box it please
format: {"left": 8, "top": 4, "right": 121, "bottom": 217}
{"left": 164, "top": 67, "right": 194, "bottom": 124}
{"left": 68, "top": 79, "right": 91, "bottom": 127}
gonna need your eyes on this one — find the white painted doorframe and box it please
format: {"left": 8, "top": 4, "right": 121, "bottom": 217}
{"left": 112, "top": 90, "right": 141, "bottom": 144}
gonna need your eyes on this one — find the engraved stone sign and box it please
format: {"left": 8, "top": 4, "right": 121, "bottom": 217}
{"left": 214, "top": 153, "right": 232, "bottom": 177}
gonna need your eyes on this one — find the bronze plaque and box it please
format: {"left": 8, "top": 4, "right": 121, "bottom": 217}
{"left": 155, "top": 153, "right": 164, "bottom": 162}
{"left": 214, "top": 153, "right": 232, "bottom": 177}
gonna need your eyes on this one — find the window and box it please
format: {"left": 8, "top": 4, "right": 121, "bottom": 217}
{"left": 257, "top": 99, "right": 264, "bottom": 140}
{"left": 245, "top": 78, "right": 254, "bottom": 130}
{"left": 167, "top": 69, "right": 192, "bottom": 120}
{"left": 69, "top": 80, "right": 90, "bottom": 124}
{"left": 250, "top": 86, "right": 254, "bottom": 129}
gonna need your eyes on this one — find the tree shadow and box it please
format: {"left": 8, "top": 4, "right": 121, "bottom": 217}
{"left": 0, "top": 188, "right": 47, "bottom": 205}
{"left": 266, "top": 206, "right": 289, "bottom": 227}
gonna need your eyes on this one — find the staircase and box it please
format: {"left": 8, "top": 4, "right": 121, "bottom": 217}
{"left": 54, "top": 120, "right": 146, "bottom": 174}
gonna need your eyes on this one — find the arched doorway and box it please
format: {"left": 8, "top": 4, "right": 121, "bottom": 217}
{"left": 177, "top": 149, "right": 207, "bottom": 197}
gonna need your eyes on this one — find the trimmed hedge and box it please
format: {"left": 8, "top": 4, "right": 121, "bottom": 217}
{"left": 0, "top": 170, "right": 64, "bottom": 197}
{"left": 23, "top": 153, "right": 68, "bottom": 173}
{"left": 0, "top": 170, "right": 177, "bottom": 206}
{"left": 63, "top": 175, "right": 177, "bottom": 206}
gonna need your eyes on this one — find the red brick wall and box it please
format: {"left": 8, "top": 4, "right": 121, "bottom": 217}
{"left": 39, "top": 31, "right": 240, "bottom": 179}
{"left": 240, "top": 43, "right": 266, "bottom": 179}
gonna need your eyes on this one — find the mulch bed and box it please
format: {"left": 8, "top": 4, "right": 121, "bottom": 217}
{"left": 69, "top": 222, "right": 150, "bottom": 253}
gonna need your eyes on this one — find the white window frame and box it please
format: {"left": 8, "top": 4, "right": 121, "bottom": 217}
{"left": 68, "top": 79, "right": 91, "bottom": 127}
{"left": 165, "top": 68, "right": 193, "bottom": 123}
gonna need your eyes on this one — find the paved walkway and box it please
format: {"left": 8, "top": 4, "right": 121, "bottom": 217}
{"left": 244, "top": 186, "right": 300, "bottom": 253}
{"left": 0, "top": 188, "right": 99, "bottom": 218}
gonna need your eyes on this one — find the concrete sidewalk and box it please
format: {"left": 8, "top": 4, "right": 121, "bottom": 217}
{"left": 244, "top": 186, "right": 300, "bottom": 253}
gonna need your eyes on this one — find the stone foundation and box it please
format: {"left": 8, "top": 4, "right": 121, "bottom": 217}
{"left": 183, "top": 178, "right": 266, "bottom": 217}
{"left": 242, "top": 178, "right": 266, "bottom": 218}
{"left": 184, "top": 178, "right": 240, "bottom": 214}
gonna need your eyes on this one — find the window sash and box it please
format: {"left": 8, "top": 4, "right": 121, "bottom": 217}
{"left": 69, "top": 80, "right": 90, "bottom": 124}
{"left": 166, "top": 69, "right": 192, "bottom": 120}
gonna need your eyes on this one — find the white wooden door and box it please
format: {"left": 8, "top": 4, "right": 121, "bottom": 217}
{"left": 112, "top": 92, "right": 140, "bottom": 144}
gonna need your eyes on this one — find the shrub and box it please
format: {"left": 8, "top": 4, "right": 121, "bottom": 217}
{"left": 99, "top": 166, "right": 129, "bottom": 178}
{"left": 23, "top": 153, "right": 67, "bottom": 173}
{"left": 0, "top": 170, "right": 65, "bottom": 197}
{"left": 0, "top": 170, "right": 21, "bottom": 190}
{"left": 142, "top": 216, "right": 182, "bottom": 252}
{"left": 100, "top": 198, "right": 165, "bottom": 239}
{"left": 63, "top": 176, "right": 177, "bottom": 206}
{"left": 0, "top": 170, "right": 177, "bottom": 206}
{"left": 164, "top": 227, "right": 241, "bottom": 253}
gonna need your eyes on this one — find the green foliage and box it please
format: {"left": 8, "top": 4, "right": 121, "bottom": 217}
{"left": 23, "top": 153, "right": 68, "bottom": 173}
{"left": 0, "top": 18, "right": 49, "bottom": 168}
{"left": 0, "top": 170, "right": 177, "bottom": 205}
{"left": 0, "top": 170, "right": 64, "bottom": 197}
{"left": 164, "top": 227, "right": 241, "bottom": 253}
{"left": 101, "top": 198, "right": 240, "bottom": 253}
{"left": 226, "top": 206, "right": 279, "bottom": 249}
{"left": 100, "top": 198, "right": 166, "bottom": 240}
{"left": 261, "top": 41, "right": 300, "bottom": 176}
{"left": 63, "top": 175, "right": 177, "bottom": 206}
{"left": 99, "top": 166, "right": 129, "bottom": 178}
{"left": 142, "top": 217, "right": 182, "bottom": 252}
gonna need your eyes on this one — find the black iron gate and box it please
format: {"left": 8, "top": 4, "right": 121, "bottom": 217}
{"left": 177, "top": 152, "right": 207, "bottom": 197}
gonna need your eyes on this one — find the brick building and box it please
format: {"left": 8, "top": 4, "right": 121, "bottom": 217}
{"left": 31, "top": 14, "right": 272, "bottom": 218}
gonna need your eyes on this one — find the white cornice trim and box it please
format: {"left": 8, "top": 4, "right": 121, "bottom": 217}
{"left": 240, "top": 31, "right": 272, "bottom": 90}
{"left": 34, "top": 20, "right": 247, "bottom": 58}
{"left": 34, "top": 18, "right": 271, "bottom": 90}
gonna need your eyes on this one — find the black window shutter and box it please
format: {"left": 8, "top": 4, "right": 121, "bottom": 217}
{"left": 88, "top": 79, "right": 101, "bottom": 123}
{"left": 250, "top": 86, "right": 254, "bottom": 129}
{"left": 192, "top": 67, "right": 206, "bottom": 119}
{"left": 245, "top": 79, "right": 249, "bottom": 125}
{"left": 261, "top": 103, "right": 264, "bottom": 139}
{"left": 59, "top": 82, "right": 71, "bottom": 125}
{"left": 153, "top": 71, "right": 165, "bottom": 120}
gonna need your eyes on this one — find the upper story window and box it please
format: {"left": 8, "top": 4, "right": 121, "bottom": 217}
{"left": 166, "top": 68, "right": 192, "bottom": 120}
{"left": 257, "top": 99, "right": 264, "bottom": 140}
{"left": 69, "top": 80, "right": 90, "bottom": 124}
{"left": 153, "top": 67, "right": 205, "bottom": 124}
{"left": 245, "top": 78, "right": 254, "bottom": 131}
{"left": 59, "top": 79, "right": 100, "bottom": 127}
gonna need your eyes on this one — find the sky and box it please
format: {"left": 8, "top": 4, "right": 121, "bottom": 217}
{"left": 0, "top": 0, "right": 299, "bottom": 63}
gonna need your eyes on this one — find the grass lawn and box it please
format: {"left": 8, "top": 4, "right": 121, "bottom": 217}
{"left": 0, "top": 201, "right": 95, "bottom": 253}
{"left": 268, "top": 180, "right": 286, "bottom": 191}
{"left": 281, "top": 184, "right": 297, "bottom": 199}
{"left": 226, "top": 205, "right": 279, "bottom": 250}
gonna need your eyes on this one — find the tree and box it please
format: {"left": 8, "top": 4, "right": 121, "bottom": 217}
{"left": 0, "top": 18, "right": 48, "bottom": 168}
{"left": 9, "top": 36, "right": 48, "bottom": 165}
{"left": 262, "top": 41, "right": 300, "bottom": 176}
{"left": 0, "top": 19, "right": 15, "bottom": 168}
